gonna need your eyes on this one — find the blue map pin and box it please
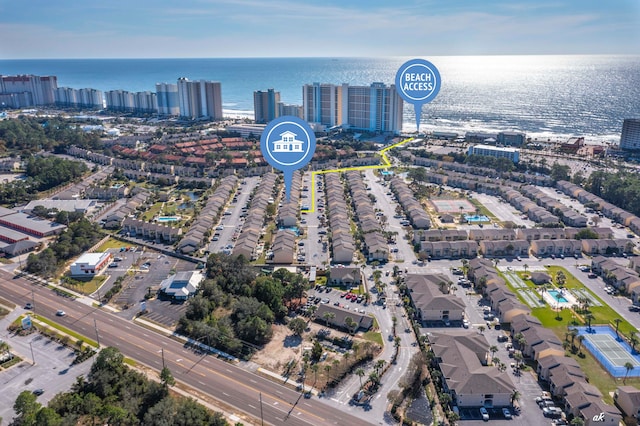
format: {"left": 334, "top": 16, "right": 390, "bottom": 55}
{"left": 260, "top": 116, "right": 316, "bottom": 202}
{"left": 395, "top": 58, "right": 441, "bottom": 133}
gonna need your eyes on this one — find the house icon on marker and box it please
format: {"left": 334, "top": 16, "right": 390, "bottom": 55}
{"left": 273, "top": 130, "right": 304, "bottom": 153}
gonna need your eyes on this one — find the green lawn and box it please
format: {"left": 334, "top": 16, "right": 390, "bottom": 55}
{"left": 61, "top": 275, "right": 107, "bottom": 296}
{"left": 95, "top": 237, "right": 130, "bottom": 252}
{"left": 362, "top": 331, "right": 383, "bottom": 346}
{"left": 468, "top": 198, "right": 498, "bottom": 221}
{"left": 30, "top": 314, "right": 99, "bottom": 348}
{"left": 141, "top": 202, "right": 164, "bottom": 221}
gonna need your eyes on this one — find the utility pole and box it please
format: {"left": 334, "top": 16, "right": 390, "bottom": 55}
{"left": 94, "top": 319, "right": 100, "bottom": 347}
{"left": 31, "top": 289, "right": 36, "bottom": 317}
{"left": 29, "top": 341, "right": 35, "bottom": 365}
{"left": 259, "top": 392, "right": 264, "bottom": 426}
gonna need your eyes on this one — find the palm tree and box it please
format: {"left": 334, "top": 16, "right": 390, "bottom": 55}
{"left": 630, "top": 333, "right": 638, "bottom": 354}
{"left": 0, "top": 340, "right": 11, "bottom": 360}
{"left": 513, "top": 351, "right": 524, "bottom": 370}
{"left": 489, "top": 345, "right": 499, "bottom": 360}
{"left": 344, "top": 316, "right": 356, "bottom": 335}
{"left": 585, "top": 313, "right": 595, "bottom": 332}
{"left": 375, "top": 359, "right": 386, "bottom": 375}
{"left": 478, "top": 325, "right": 486, "bottom": 334}
{"left": 510, "top": 389, "right": 521, "bottom": 406}
{"left": 492, "top": 356, "right": 500, "bottom": 367}
{"left": 614, "top": 318, "right": 622, "bottom": 338}
{"left": 556, "top": 271, "right": 566, "bottom": 289}
{"left": 624, "top": 362, "right": 635, "bottom": 383}
{"left": 568, "top": 328, "right": 578, "bottom": 350}
{"left": 324, "top": 364, "right": 332, "bottom": 382}
{"left": 577, "top": 335, "right": 585, "bottom": 355}
{"left": 523, "top": 263, "right": 529, "bottom": 274}
{"left": 322, "top": 312, "right": 335, "bottom": 328}
{"left": 355, "top": 367, "right": 365, "bottom": 389}
{"left": 310, "top": 364, "right": 319, "bottom": 385}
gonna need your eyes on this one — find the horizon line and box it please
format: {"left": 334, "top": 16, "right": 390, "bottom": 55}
{"left": 1, "top": 53, "right": 639, "bottom": 61}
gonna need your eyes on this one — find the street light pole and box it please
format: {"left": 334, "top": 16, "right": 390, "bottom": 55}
{"left": 259, "top": 392, "right": 264, "bottom": 426}
{"left": 94, "top": 319, "right": 100, "bottom": 347}
{"left": 29, "top": 341, "right": 35, "bottom": 365}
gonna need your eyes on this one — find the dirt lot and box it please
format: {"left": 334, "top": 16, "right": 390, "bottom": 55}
{"left": 252, "top": 321, "right": 359, "bottom": 381}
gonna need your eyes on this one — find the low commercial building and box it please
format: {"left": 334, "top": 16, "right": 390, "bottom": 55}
{"left": 328, "top": 267, "right": 362, "bottom": 287}
{"left": 159, "top": 271, "right": 205, "bottom": 301}
{"left": 70, "top": 252, "right": 112, "bottom": 277}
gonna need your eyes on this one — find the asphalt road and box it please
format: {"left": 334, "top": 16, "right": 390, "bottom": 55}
{"left": 0, "top": 270, "right": 373, "bottom": 426}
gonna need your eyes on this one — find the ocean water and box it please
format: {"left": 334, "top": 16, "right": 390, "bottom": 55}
{"left": 1, "top": 55, "right": 639, "bottom": 144}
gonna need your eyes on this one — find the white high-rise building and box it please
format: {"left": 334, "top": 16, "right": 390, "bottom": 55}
{"left": 105, "top": 90, "right": 136, "bottom": 112}
{"left": 78, "top": 88, "right": 104, "bottom": 109}
{"left": 620, "top": 119, "right": 640, "bottom": 151}
{"left": 134, "top": 91, "right": 158, "bottom": 113}
{"left": 156, "top": 83, "right": 179, "bottom": 116}
{"left": 0, "top": 74, "right": 58, "bottom": 107}
{"left": 177, "top": 78, "right": 223, "bottom": 120}
{"left": 302, "top": 82, "right": 402, "bottom": 133}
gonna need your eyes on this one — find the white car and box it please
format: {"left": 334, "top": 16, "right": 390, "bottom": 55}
{"left": 480, "top": 407, "right": 489, "bottom": 421}
{"left": 56, "top": 310, "right": 66, "bottom": 317}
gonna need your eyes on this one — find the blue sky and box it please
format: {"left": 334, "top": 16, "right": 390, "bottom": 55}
{"left": 1, "top": 0, "right": 639, "bottom": 58}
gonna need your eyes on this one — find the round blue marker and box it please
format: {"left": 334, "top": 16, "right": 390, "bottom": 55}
{"left": 395, "top": 58, "right": 441, "bottom": 133}
{"left": 260, "top": 116, "right": 316, "bottom": 201}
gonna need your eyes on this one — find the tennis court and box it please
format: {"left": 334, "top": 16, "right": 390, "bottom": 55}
{"left": 578, "top": 326, "right": 640, "bottom": 377}
{"left": 430, "top": 198, "right": 475, "bottom": 214}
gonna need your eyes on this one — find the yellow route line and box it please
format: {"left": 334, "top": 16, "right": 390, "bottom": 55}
{"left": 301, "top": 137, "right": 413, "bottom": 213}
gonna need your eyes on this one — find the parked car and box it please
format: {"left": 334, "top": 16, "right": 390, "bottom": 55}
{"left": 32, "top": 389, "right": 44, "bottom": 396}
{"left": 543, "top": 407, "right": 563, "bottom": 418}
{"left": 480, "top": 407, "right": 489, "bottom": 421}
{"left": 502, "top": 407, "right": 512, "bottom": 419}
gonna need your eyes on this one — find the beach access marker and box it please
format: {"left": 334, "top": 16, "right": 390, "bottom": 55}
{"left": 260, "top": 116, "right": 316, "bottom": 201}
{"left": 395, "top": 58, "right": 441, "bottom": 132}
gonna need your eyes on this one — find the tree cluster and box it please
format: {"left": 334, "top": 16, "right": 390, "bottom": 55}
{"left": 585, "top": 170, "right": 640, "bottom": 217}
{"left": 25, "top": 218, "right": 104, "bottom": 277}
{"left": 464, "top": 154, "right": 515, "bottom": 172}
{"left": 177, "top": 254, "right": 308, "bottom": 358}
{"left": 0, "top": 156, "right": 88, "bottom": 205}
{"left": 13, "top": 347, "right": 228, "bottom": 426}
{"left": 0, "top": 116, "right": 101, "bottom": 154}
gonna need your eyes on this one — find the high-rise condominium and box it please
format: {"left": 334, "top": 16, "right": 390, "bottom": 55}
{"left": 302, "top": 82, "right": 403, "bottom": 133}
{"left": 620, "top": 119, "right": 640, "bottom": 151}
{"left": 156, "top": 83, "right": 179, "bottom": 116}
{"left": 253, "top": 89, "right": 280, "bottom": 123}
{"left": 177, "top": 78, "right": 223, "bottom": 120}
{"left": 0, "top": 74, "right": 58, "bottom": 107}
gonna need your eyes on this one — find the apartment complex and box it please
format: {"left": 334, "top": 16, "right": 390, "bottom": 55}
{"left": 0, "top": 74, "right": 58, "bottom": 108}
{"left": 302, "top": 82, "right": 403, "bottom": 134}
{"left": 177, "top": 78, "right": 223, "bottom": 120}
{"left": 468, "top": 144, "right": 520, "bottom": 163}
{"left": 253, "top": 88, "right": 280, "bottom": 123}
{"left": 620, "top": 118, "right": 640, "bottom": 150}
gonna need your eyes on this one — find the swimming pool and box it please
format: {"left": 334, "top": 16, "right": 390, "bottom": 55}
{"left": 548, "top": 290, "right": 569, "bottom": 303}
{"left": 157, "top": 216, "right": 181, "bottom": 222}
{"left": 464, "top": 214, "right": 490, "bottom": 223}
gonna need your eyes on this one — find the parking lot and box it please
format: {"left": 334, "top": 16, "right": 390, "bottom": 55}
{"left": 94, "top": 246, "right": 199, "bottom": 325}
{"left": 0, "top": 310, "right": 92, "bottom": 423}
